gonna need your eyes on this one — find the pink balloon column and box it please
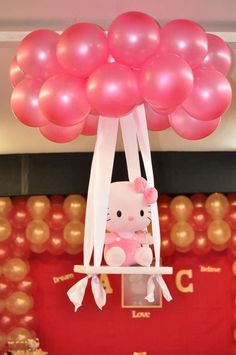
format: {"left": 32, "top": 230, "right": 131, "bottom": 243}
{"left": 9, "top": 12, "right": 232, "bottom": 142}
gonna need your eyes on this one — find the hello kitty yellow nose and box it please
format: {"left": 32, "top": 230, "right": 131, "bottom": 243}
{"left": 128, "top": 216, "right": 134, "bottom": 221}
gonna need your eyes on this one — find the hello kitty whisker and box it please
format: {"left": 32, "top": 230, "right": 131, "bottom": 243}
{"left": 147, "top": 217, "right": 152, "bottom": 221}
{"left": 106, "top": 219, "right": 111, "bottom": 222}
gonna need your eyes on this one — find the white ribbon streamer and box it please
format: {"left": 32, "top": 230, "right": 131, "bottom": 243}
{"left": 84, "top": 117, "right": 119, "bottom": 267}
{"left": 67, "top": 275, "right": 106, "bottom": 311}
{"left": 134, "top": 105, "right": 161, "bottom": 265}
{"left": 120, "top": 114, "right": 141, "bottom": 181}
{"left": 83, "top": 147, "right": 97, "bottom": 266}
{"left": 134, "top": 105, "right": 172, "bottom": 302}
{"left": 67, "top": 275, "right": 91, "bottom": 311}
{"left": 145, "top": 275, "right": 172, "bottom": 303}
{"left": 93, "top": 117, "right": 119, "bottom": 266}
{"left": 145, "top": 275, "right": 156, "bottom": 303}
{"left": 69, "top": 117, "right": 118, "bottom": 311}
{"left": 91, "top": 275, "right": 107, "bottom": 310}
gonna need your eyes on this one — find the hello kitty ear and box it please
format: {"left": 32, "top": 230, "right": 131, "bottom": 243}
{"left": 133, "top": 177, "right": 148, "bottom": 193}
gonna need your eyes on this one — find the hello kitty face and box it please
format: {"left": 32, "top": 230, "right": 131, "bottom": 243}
{"left": 106, "top": 180, "right": 156, "bottom": 233}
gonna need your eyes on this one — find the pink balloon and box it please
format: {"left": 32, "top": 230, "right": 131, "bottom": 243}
{"left": 17, "top": 30, "right": 62, "bottom": 79}
{"left": 160, "top": 19, "right": 208, "bottom": 68}
{"left": 140, "top": 54, "right": 193, "bottom": 108}
{"left": 40, "top": 121, "right": 84, "bottom": 143}
{"left": 169, "top": 106, "right": 221, "bottom": 140}
{"left": 57, "top": 23, "right": 108, "bottom": 78}
{"left": 202, "top": 34, "right": 232, "bottom": 75}
{"left": 82, "top": 114, "right": 99, "bottom": 135}
{"left": 9, "top": 57, "right": 25, "bottom": 87}
{"left": 87, "top": 63, "right": 140, "bottom": 117}
{"left": 183, "top": 67, "right": 232, "bottom": 121}
{"left": 151, "top": 104, "right": 176, "bottom": 115}
{"left": 11, "top": 78, "right": 49, "bottom": 127}
{"left": 39, "top": 74, "right": 90, "bottom": 126}
{"left": 144, "top": 103, "right": 170, "bottom": 131}
{"left": 108, "top": 11, "right": 160, "bottom": 68}
{"left": 107, "top": 54, "right": 115, "bottom": 63}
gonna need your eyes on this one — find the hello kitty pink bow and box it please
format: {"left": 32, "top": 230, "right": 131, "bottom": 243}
{"left": 133, "top": 177, "right": 158, "bottom": 204}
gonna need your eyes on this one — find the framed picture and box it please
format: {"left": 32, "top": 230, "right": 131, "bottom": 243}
{"left": 121, "top": 274, "right": 162, "bottom": 308}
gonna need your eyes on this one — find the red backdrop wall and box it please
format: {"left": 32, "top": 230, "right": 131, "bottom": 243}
{"left": 30, "top": 251, "right": 233, "bottom": 355}
{"left": 1, "top": 193, "right": 236, "bottom": 354}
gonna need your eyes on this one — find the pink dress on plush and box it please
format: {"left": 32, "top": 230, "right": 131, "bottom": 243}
{"left": 104, "top": 231, "right": 153, "bottom": 266}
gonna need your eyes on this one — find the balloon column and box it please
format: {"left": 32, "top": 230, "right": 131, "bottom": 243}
{"left": 0, "top": 195, "right": 86, "bottom": 352}
{"left": 10, "top": 12, "right": 232, "bottom": 141}
{"left": 158, "top": 193, "right": 236, "bottom": 351}
{"left": 159, "top": 193, "right": 232, "bottom": 255}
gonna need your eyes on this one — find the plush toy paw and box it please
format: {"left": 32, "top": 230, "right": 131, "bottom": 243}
{"left": 104, "top": 246, "right": 126, "bottom": 266}
{"left": 135, "top": 246, "right": 153, "bottom": 266}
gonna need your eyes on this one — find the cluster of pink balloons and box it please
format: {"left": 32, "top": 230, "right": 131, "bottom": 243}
{"left": 10, "top": 12, "right": 232, "bottom": 142}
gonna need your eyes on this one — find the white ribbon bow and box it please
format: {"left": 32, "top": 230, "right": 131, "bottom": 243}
{"left": 145, "top": 274, "right": 172, "bottom": 303}
{"left": 67, "top": 275, "right": 106, "bottom": 311}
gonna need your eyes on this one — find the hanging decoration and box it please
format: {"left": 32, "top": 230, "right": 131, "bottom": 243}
{"left": 8, "top": 11, "right": 233, "bottom": 313}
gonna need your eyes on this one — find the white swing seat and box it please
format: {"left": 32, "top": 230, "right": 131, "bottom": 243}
{"left": 74, "top": 265, "right": 173, "bottom": 275}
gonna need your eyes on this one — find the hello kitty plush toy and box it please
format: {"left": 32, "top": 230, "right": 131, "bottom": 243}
{"left": 104, "top": 177, "right": 158, "bottom": 267}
